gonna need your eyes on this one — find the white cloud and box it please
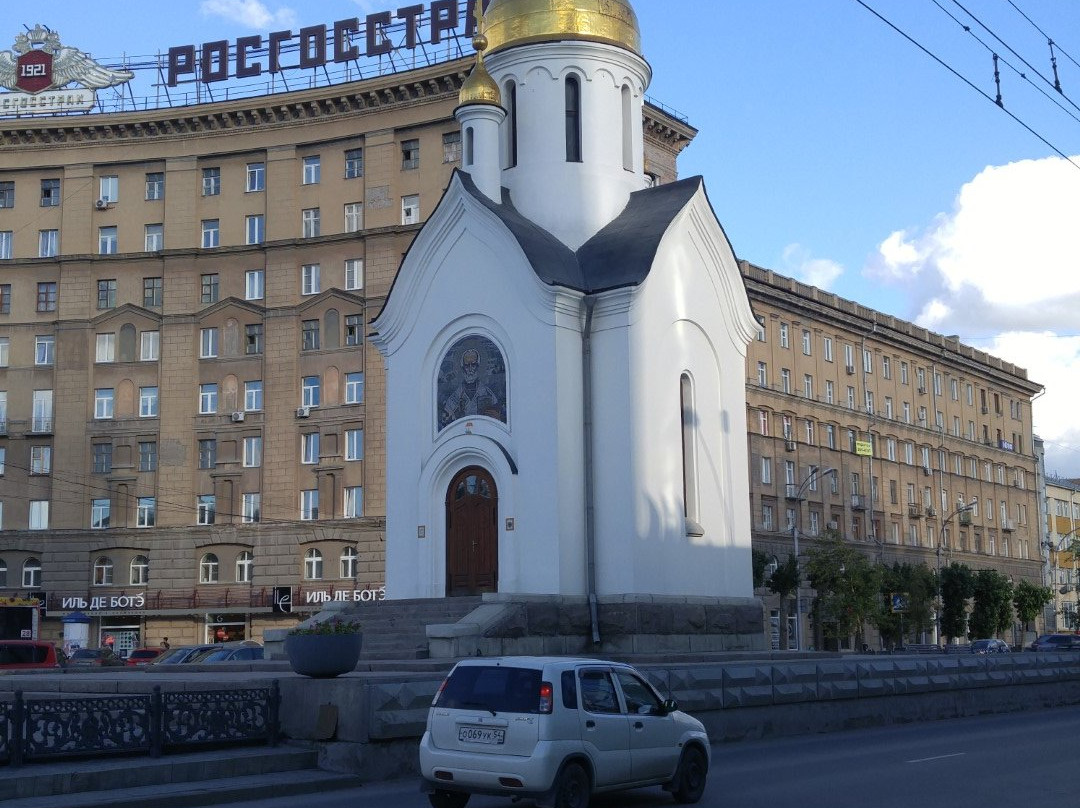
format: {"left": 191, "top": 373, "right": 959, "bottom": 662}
{"left": 199, "top": 0, "right": 297, "bottom": 29}
{"left": 780, "top": 244, "right": 844, "bottom": 290}
{"left": 863, "top": 155, "right": 1080, "bottom": 475}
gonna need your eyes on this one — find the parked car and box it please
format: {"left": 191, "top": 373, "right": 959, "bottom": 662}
{"left": 147, "top": 644, "right": 218, "bottom": 665}
{"left": 1031, "top": 633, "right": 1080, "bottom": 652}
{"left": 970, "top": 639, "right": 1010, "bottom": 654}
{"left": 0, "top": 639, "right": 64, "bottom": 670}
{"left": 125, "top": 648, "right": 165, "bottom": 666}
{"left": 420, "top": 656, "right": 709, "bottom": 808}
{"left": 188, "top": 642, "right": 264, "bottom": 663}
{"left": 66, "top": 648, "right": 123, "bottom": 667}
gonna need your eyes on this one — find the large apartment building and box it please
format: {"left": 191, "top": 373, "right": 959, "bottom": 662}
{"left": 0, "top": 51, "right": 694, "bottom": 653}
{"left": 743, "top": 263, "right": 1044, "bottom": 649}
{"left": 1043, "top": 476, "right": 1080, "bottom": 630}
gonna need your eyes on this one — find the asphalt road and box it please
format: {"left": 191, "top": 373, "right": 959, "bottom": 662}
{"left": 201, "top": 706, "right": 1080, "bottom": 808}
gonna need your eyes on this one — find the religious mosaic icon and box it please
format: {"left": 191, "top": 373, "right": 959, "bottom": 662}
{"left": 437, "top": 336, "right": 506, "bottom": 430}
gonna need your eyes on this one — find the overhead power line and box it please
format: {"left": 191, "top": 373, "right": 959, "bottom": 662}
{"left": 1007, "top": 0, "right": 1080, "bottom": 74}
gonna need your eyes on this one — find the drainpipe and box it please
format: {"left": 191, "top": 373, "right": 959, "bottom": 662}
{"left": 582, "top": 296, "right": 601, "bottom": 644}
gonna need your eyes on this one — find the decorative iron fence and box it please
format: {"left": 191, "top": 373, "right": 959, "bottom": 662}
{"left": 0, "top": 682, "right": 279, "bottom": 767}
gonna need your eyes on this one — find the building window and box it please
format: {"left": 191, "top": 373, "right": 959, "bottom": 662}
{"left": 137, "top": 499, "right": 156, "bottom": 528}
{"left": 145, "top": 223, "right": 164, "bottom": 251}
{"left": 35, "top": 335, "right": 55, "bottom": 366}
{"left": 242, "top": 493, "right": 261, "bottom": 524}
{"left": 344, "top": 203, "right": 363, "bottom": 233}
{"left": 0, "top": 337, "right": 7, "bottom": 367}
{"left": 139, "top": 441, "right": 157, "bottom": 472}
{"left": 301, "top": 491, "right": 320, "bottom": 522}
{"left": 301, "top": 376, "right": 321, "bottom": 407}
{"left": 340, "top": 546, "right": 358, "bottom": 576}
{"left": 198, "top": 438, "right": 217, "bottom": 469}
{"left": 130, "top": 555, "right": 149, "bottom": 584}
{"left": 199, "top": 551, "right": 219, "bottom": 581}
{"left": 401, "top": 138, "right": 420, "bottom": 169}
{"left": 39, "top": 230, "right": 58, "bottom": 257}
{"left": 97, "top": 279, "right": 117, "bottom": 309}
{"left": 245, "top": 323, "right": 264, "bottom": 354}
{"left": 302, "top": 208, "right": 321, "bottom": 238}
{"left": 93, "top": 556, "right": 114, "bottom": 583}
{"left": 29, "top": 446, "right": 51, "bottom": 475}
{"left": 303, "top": 155, "right": 321, "bottom": 184}
{"left": 345, "top": 258, "right": 363, "bottom": 290}
{"left": 31, "top": 389, "right": 52, "bottom": 433}
{"left": 344, "top": 372, "right": 364, "bottom": 404}
{"left": 199, "top": 383, "right": 218, "bottom": 414}
{"left": 94, "top": 388, "right": 115, "bottom": 419}
{"left": 40, "top": 178, "right": 60, "bottom": 207}
{"left": 779, "top": 323, "right": 790, "bottom": 348}
{"left": 202, "top": 167, "right": 221, "bottom": 196}
{"left": 246, "top": 162, "right": 265, "bottom": 192}
{"left": 565, "top": 75, "right": 582, "bottom": 162}
{"left": 345, "top": 314, "right": 363, "bottom": 346}
{"left": 401, "top": 194, "right": 419, "bottom": 225}
{"left": 200, "top": 327, "right": 219, "bottom": 358}
{"left": 344, "top": 487, "right": 364, "bottom": 518}
{"left": 91, "top": 501, "right": 111, "bottom": 531}
{"left": 201, "top": 219, "right": 220, "bottom": 248}
{"left": 201, "top": 273, "right": 219, "bottom": 304}
{"left": 304, "top": 546, "right": 323, "bottom": 576}
{"left": 0, "top": 181, "right": 13, "bottom": 208}
{"left": 245, "top": 214, "right": 265, "bottom": 244}
{"left": 0, "top": 284, "right": 9, "bottom": 312}
{"left": 442, "top": 131, "right": 462, "bottom": 163}
{"left": 143, "top": 276, "right": 163, "bottom": 307}
{"left": 197, "top": 497, "right": 217, "bottom": 527}
{"left": 92, "top": 442, "right": 113, "bottom": 473}
{"left": 139, "top": 386, "right": 159, "bottom": 417}
{"left": 140, "top": 331, "right": 160, "bottom": 361}
{"left": 145, "top": 172, "right": 164, "bottom": 200}
{"left": 345, "top": 428, "right": 363, "bottom": 460}
{"left": 801, "top": 329, "right": 812, "bottom": 355}
{"left": 504, "top": 81, "right": 518, "bottom": 167}
{"left": 99, "top": 175, "right": 118, "bottom": 203}
{"left": 245, "top": 269, "right": 264, "bottom": 300}
{"left": 243, "top": 436, "right": 262, "bottom": 467}
{"left": 0, "top": 233, "right": 11, "bottom": 260}
{"left": 28, "top": 502, "right": 49, "bottom": 530}
{"left": 301, "top": 319, "right": 321, "bottom": 351}
{"left": 236, "top": 551, "right": 254, "bottom": 582}
{"left": 21, "top": 556, "right": 41, "bottom": 586}
{"left": 244, "top": 380, "right": 263, "bottom": 411}
{"left": 95, "top": 333, "right": 116, "bottom": 363}
{"left": 345, "top": 147, "right": 364, "bottom": 178}
{"left": 301, "top": 263, "right": 320, "bottom": 295}
{"left": 301, "top": 432, "right": 320, "bottom": 465}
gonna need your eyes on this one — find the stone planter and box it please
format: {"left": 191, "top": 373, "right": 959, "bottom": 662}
{"left": 284, "top": 632, "right": 363, "bottom": 678}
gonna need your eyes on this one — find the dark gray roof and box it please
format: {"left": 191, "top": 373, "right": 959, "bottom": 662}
{"left": 461, "top": 172, "right": 704, "bottom": 294}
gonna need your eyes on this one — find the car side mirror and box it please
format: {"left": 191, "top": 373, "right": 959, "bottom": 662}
{"left": 660, "top": 698, "right": 678, "bottom": 715}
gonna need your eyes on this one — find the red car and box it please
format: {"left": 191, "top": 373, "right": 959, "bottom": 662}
{"left": 126, "top": 648, "right": 165, "bottom": 666}
{"left": 0, "top": 639, "right": 64, "bottom": 670}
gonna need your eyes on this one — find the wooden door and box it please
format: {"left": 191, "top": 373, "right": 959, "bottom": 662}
{"left": 446, "top": 467, "right": 498, "bottom": 596}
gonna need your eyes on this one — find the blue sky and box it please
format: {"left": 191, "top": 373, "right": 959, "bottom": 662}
{"left": 10, "top": 0, "right": 1080, "bottom": 475}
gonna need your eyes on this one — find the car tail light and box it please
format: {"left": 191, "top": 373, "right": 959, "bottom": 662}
{"left": 538, "top": 681, "right": 553, "bottom": 714}
{"left": 432, "top": 677, "right": 449, "bottom": 706}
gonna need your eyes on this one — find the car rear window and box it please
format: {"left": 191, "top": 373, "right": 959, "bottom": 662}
{"left": 436, "top": 665, "right": 543, "bottom": 714}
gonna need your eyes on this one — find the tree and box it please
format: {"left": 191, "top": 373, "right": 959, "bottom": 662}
{"left": 873, "top": 562, "right": 936, "bottom": 648}
{"left": 805, "top": 537, "right": 881, "bottom": 649}
{"left": 939, "top": 562, "right": 974, "bottom": 644}
{"left": 968, "top": 569, "right": 1013, "bottom": 640}
{"left": 752, "top": 549, "right": 771, "bottom": 590}
{"left": 1013, "top": 580, "right": 1053, "bottom": 637}
{"left": 768, "top": 554, "right": 800, "bottom": 650}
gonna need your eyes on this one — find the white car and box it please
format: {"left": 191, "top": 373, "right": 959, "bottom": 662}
{"left": 419, "top": 656, "right": 710, "bottom": 808}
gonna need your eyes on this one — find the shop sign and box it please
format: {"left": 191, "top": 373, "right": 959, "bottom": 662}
{"left": 61, "top": 594, "right": 146, "bottom": 611}
{"left": 0, "top": 25, "right": 134, "bottom": 114}
{"left": 304, "top": 586, "right": 386, "bottom": 604}
{"left": 166, "top": 0, "right": 486, "bottom": 87}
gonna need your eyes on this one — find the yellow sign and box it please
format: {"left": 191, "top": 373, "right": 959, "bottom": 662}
{"left": 855, "top": 440, "right": 873, "bottom": 457}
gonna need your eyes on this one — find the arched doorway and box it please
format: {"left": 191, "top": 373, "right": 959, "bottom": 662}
{"left": 445, "top": 466, "right": 498, "bottom": 596}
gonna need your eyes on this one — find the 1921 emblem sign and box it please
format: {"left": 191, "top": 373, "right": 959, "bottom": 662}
{"left": 16, "top": 48, "right": 51, "bottom": 93}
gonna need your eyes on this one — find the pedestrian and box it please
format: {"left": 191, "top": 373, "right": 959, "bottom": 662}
{"left": 161, "top": 637, "right": 170, "bottom": 650}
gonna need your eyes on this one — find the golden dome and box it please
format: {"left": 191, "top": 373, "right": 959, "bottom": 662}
{"left": 483, "top": 0, "right": 642, "bottom": 57}
{"left": 459, "top": 60, "right": 502, "bottom": 106}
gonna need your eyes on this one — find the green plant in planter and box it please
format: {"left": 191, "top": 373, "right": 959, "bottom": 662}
{"left": 287, "top": 617, "right": 362, "bottom": 636}
{"left": 285, "top": 616, "right": 363, "bottom": 677}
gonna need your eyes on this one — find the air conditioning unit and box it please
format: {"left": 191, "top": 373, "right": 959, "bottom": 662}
{"left": 784, "top": 439, "right": 796, "bottom": 452}
{"left": 845, "top": 365, "right": 855, "bottom": 375}
{"left": 94, "top": 198, "right": 109, "bottom": 209}
{"left": 295, "top": 406, "right": 311, "bottom": 418}
{"left": 231, "top": 411, "right": 245, "bottom": 423}
{"left": 922, "top": 466, "right": 932, "bottom": 476}
{"left": 827, "top": 521, "right": 838, "bottom": 531}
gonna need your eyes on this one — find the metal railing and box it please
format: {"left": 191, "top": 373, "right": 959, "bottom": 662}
{"left": 0, "top": 682, "right": 279, "bottom": 767}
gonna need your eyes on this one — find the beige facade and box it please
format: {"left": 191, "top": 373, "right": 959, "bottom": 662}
{"left": 1043, "top": 477, "right": 1080, "bottom": 630}
{"left": 0, "top": 56, "right": 694, "bottom": 652}
{"left": 743, "top": 263, "right": 1044, "bottom": 649}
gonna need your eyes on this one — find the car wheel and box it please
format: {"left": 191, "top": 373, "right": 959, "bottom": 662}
{"left": 671, "top": 746, "right": 708, "bottom": 804}
{"left": 553, "top": 762, "right": 591, "bottom": 808}
{"left": 427, "top": 789, "right": 469, "bottom": 808}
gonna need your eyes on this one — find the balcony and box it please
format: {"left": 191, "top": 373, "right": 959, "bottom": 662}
{"left": 31, "top": 417, "right": 53, "bottom": 434}
{"left": 851, "top": 495, "right": 867, "bottom": 511}
{"left": 958, "top": 512, "right": 973, "bottom": 526}
{"left": 907, "top": 504, "right": 922, "bottom": 519}
{"left": 925, "top": 506, "right": 937, "bottom": 517}
{"left": 1003, "top": 520, "right": 1016, "bottom": 533}
{"left": 785, "top": 484, "right": 800, "bottom": 500}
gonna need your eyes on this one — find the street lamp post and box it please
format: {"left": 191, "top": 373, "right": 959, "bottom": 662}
{"left": 791, "top": 467, "right": 836, "bottom": 652}
{"left": 936, "top": 502, "right": 975, "bottom": 645}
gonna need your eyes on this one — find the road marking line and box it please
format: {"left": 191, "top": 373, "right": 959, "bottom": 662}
{"left": 906, "top": 753, "right": 966, "bottom": 764}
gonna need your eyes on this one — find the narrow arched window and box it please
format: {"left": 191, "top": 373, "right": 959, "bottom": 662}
{"left": 340, "top": 546, "right": 358, "bottom": 579}
{"left": 305, "top": 548, "right": 324, "bottom": 580}
{"left": 235, "top": 551, "right": 253, "bottom": 583}
{"left": 199, "top": 553, "right": 219, "bottom": 584}
{"left": 680, "top": 374, "right": 702, "bottom": 535}
{"left": 93, "top": 556, "right": 114, "bottom": 586}
{"left": 465, "top": 126, "right": 475, "bottom": 167}
{"left": 505, "top": 81, "right": 518, "bottom": 168}
{"left": 130, "top": 555, "right": 149, "bottom": 585}
{"left": 565, "top": 75, "right": 582, "bottom": 163}
{"left": 621, "top": 84, "right": 633, "bottom": 171}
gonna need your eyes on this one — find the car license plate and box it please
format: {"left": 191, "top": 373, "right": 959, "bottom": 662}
{"left": 459, "top": 725, "right": 505, "bottom": 745}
